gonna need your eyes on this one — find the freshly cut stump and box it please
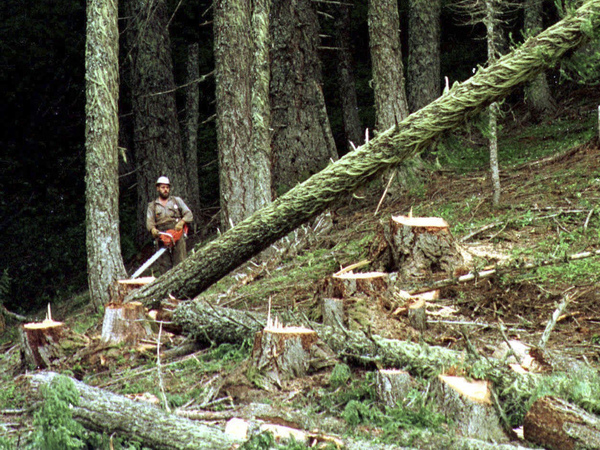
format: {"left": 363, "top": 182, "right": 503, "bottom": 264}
{"left": 375, "top": 369, "right": 413, "bottom": 408}
{"left": 19, "top": 319, "right": 65, "bottom": 368}
{"left": 101, "top": 301, "right": 153, "bottom": 345}
{"left": 373, "top": 215, "right": 464, "bottom": 278}
{"left": 326, "top": 271, "right": 388, "bottom": 299}
{"left": 433, "top": 375, "right": 508, "bottom": 443}
{"left": 524, "top": 396, "right": 600, "bottom": 450}
{"left": 251, "top": 325, "right": 318, "bottom": 389}
{"left": 109, "top": 277, "right": 155, "bottom": 304}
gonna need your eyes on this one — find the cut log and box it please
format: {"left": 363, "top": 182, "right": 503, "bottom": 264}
{"left": 101, "top": 301, "right": 153, "bottom": 345}
{"left": 251, "top": 324, "right": 319, "bottom": 389}
{"left": 127, "top": 3, "right": 600, "bottom": 306}
{"left": 375, "top": 369, "right": 414, "bottom": 408}
{"left": 408, "top": 297, "right": 427, "bottom": 331}
{"left": 28, "top": 372, "right": 242, "bottom": 450}
{"left": 433, "top": 375, "right": 508, "bottom": 443}
{"left": 523, "top": 396, "right": 600, "bottom": 450}
{"left": 19, "top": 319, "right": 64, "bottom": 369}
{"left": 109, "top": 277, "right": 155, "bottom": 304}
{"left": 373, "top": 215, "right": 464, "bottom": 278}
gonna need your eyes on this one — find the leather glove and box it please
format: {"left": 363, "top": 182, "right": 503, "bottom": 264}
{"left": 175, "top": 220, "right": 185, "bottom": 232}
{"left": 151, "top": 227, "right": 160, "bottom": 238}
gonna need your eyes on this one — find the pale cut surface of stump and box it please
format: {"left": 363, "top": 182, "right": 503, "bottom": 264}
{"left": 328, "top": 271, "right": 388, "bottom": 299}
{"left": 524, "top": 396, "right": 600, "bottom": 450}
{"left": 433, "top": 375, "right": 508, "bottom": 443}
{"left": 101, "top": 301, "right": 153, "bottom": 345}
{"left": 19, "top": 320, "right": 64, "bottom": 368}
{"left": 375, "top": 369, "right": 414, "bottom": 408}
{"left": 110, "top": 277, "right": 155, "bottom": 304}
{"left": 252, "top": 326, "right": 318, "bottom": 389}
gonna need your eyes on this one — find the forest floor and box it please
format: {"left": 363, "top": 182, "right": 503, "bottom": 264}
{"left": 2, "top": 90, "right": 600, "bottom": 448}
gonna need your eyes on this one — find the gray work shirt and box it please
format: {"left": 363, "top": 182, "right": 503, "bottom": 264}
{"left": 146, "top": 196, "right": 193, "bottom": 232}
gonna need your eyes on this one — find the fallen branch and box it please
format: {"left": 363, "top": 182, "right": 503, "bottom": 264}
{"left": 27, "top": 372, "right": 242, "bottom": 450}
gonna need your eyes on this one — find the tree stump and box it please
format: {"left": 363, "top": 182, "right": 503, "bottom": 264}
{"left": 19, "top": 319, "right": 65, "bottom": 369}
{"left": 109, "top": 277, "right": 155, "bottom": 304}
{"left": 101, "top": 301, "right": 153, "bottom": 345}
{"left": 372, "top": 215, "right": 464, "bottom": 279}
{"left": 324, "top": 271, "right": 388, "bottom": 299}
{"left": 524, "top": 396, "right": 600, "bottom": 450}
{"left": 375, "top": 369, "right": 414, "bottom": 408}
{"left": 251, "top": 324, "right": 319, "bottom": 389}
{"left": 433, "top": 375, "right": 508, "bottom": 443}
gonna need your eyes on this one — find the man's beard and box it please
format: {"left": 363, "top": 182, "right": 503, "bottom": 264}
{"left": 159, "top": 191, "right": 170, "bottom": 200}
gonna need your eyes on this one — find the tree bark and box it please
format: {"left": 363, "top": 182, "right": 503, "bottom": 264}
{"left": 335, "top": 4, "right": 363, "bottom": 150}
{"left": 184, "top": 42, "right": 202, "bottom": 225}
{"left": 85, "top": 0, "right": 127, "bottom": 308}
{"left": 270, "top": 0, "right": 338, "bottom": 193}
{"left": 369, "top": 0, "right": 409, "bottom": 131}
{"left": 408, "top": 0, "right": 441, "bottom": 113}
{"left": 127, "top": 0, "right": 600, "bottom": 305}
{"left": 524, "top": 396, "right": 600, "bottom": 449}
{"left": 524, "top": 0, "right": 556, "bottom": 120}
{"left": 28, "top": 372, "right": 242, "bottom": 450}
{"left": 123, "top": 0, "right": 190, "bottom": 245}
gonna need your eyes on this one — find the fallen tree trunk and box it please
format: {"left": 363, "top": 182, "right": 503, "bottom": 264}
{"left": 28, "top": 372, "right": 242, "bottom": 450}
{"left": 174, "top": 301, "right": 538, "bottom": 424}
{"left": 128, "top": 0, "right": 600, "bottom": 306}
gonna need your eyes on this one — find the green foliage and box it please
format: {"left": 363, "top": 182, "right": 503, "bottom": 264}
{"left": 33, "top": 375, "right": 86, "bottom": 449}
{"left": 329, "top": 363, "right": 352, "bottom": 388}
{"left": 529, "top": 367, "right": 600, "bottom": 414}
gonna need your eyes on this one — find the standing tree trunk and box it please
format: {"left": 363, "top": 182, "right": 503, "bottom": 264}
{"left": 184, "top": 43, "right": 202, "bottom": 229}
{"left": 485, "top": 0, "right": 503, "bottom": 206}
{"left": 215, "top": 0, "right": 272, "bottom": 229}
{"left": 335, "top": 4, "right": 363, "bottom": 151}
{"left": 270, "top": 0, "right": 338, "bottom": 193}
{"left": 408, "top": 0, "right": 441, "bottom": 113}
{"left": 524, "top": 0, "right": 556, "bottom": 120}
{"left": 128, "top": 0, "right": 600, "bottom": 305}
{"left": 124, "top": 0, "right": 191, "bottom": 245}
{"left": 249, "top": 0, "right": 273, "bottom": 213}
{"left": 368, "top": 0, "right": 409, "bottom": 132}
{"left": 85, "top": 0, "right": 127, "bottom": 308}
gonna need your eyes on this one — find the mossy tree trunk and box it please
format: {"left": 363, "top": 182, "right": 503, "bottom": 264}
{"left": 123, "top": 0, "right": 190, "bottom": 245}
{"left": 184, "top": 43, "right": 201, "bottom": 225}
{"left": 407, "top": 0, "right": 441, "bottom": 113}
{"left": 368, "top": 0, "right": 409, "bottom": 131}
{"left": 85, "top": 0, "right": 127, "bottom": 308}
{"left": 334, "top": 4, "right": 363, "bottom": 151}
{"left": 128, "top": 0, "right": 600, "bottom": 305}
{"left": 270, "top": 0, "right": 338, "bottom": 192}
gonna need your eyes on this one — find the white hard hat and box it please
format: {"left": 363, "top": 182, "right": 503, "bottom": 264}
{"left": 156, "top": 176, "right": 170, "bottom": 186}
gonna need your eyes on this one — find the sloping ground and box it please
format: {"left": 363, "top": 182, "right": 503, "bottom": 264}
{"left": 2, "top": 125, "right": 600, "bottom": 448}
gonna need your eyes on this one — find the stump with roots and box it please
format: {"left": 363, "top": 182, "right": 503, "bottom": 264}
{"left": 101, "top": 301, "right": 153, "bottom": 345}
{"left": 375, "top": 369, "right": 414, "bottom": 408}
{"left": 251, "top": 322, "right": 319, "bottom": 389}
{"left": 19, "top": 319, "right": 65, "bottom": 369}
{"left": 432, "top": 375, "right": 508, "bottom": 443}
{"left": 372, "top": 215, "right": 464, "bottom": 280}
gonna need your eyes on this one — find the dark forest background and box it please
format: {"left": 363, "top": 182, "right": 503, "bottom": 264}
{"left": 0, "top": 0, "right": 579, "bottom": 312}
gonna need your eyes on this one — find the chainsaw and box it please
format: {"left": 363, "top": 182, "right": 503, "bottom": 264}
{"left": 130, "top": 224, "right": 188, "bottom": 279}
